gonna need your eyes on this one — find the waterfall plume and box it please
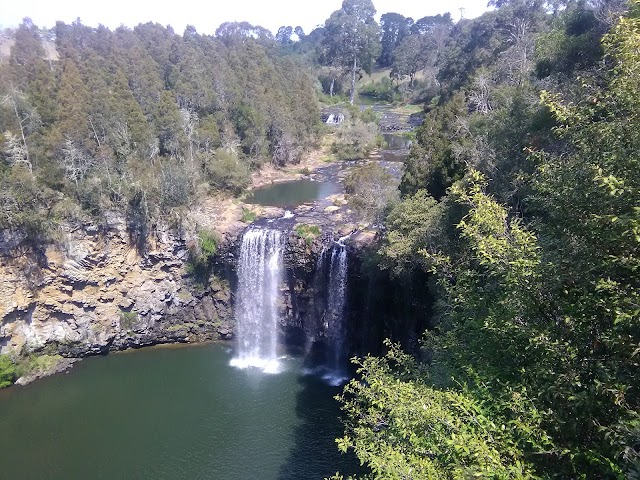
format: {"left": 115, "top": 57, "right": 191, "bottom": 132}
{"left": 230, "top": 228, "right": 284, "bottom": 373}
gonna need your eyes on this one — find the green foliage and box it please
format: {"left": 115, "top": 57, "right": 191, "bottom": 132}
{"left": 294, "top": 223, "right": 321, "bottom": 245}
{"left": 400, "top": 93, "right": 468, "bottom": 200}
{"left": 390, "top": 35, "right": 430, "bottom": 86}
{"left": 0, "top": 18, "right": 320, "bottom": 245}
{"left": 204, "top": 149, "right": 250, "bottom": 194}
{"left": 378, "top": 190, "right": 462, "bottom": 277}
{"left": 320, "top": 0, "right": 381, "bottom": 104}
{"left": 378, "top": 12, "right": 413, "bottom": 67}
{"left": 535, "top": 3, "right": 604, "bottom": 79}
{"left": 0, "top": 165, "right": 54, "bottom": 243}
{"left": 344, "top": 163, "right": 398, "bottom": 224}
{"left": 119, "top": 311, "right": 138, "bottom": 331}
{"left": 337, "top": 341, "right": 550, "bottom": 479}
{"left": 185, "top": 229, "right": 219, "bottom": 282}
{"left": 0, "top": 355, "right": 17, "bottom": 388}
{"left": 331, "top": 119, "right": 380, "bottom": 160}
{"left": 198, "top": 230, "right": 218, "bottom": 260}
{"left": 15, "top": 354, "right": 64, "bottom": 379}
{"left": 241, "top": 208, "right": 257, "bottom": 223}
{"left": 359, "top": 78, "right": 400, "bottom": 102}
{"left": 337, "top": 6, "right": 640, "bottom": 478}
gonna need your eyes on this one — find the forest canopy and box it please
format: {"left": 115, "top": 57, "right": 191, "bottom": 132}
{"left": 0, "top": 19, "right": 320, "bottom": 246}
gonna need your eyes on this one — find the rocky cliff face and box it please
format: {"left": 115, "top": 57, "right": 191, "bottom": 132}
{"left": 0, "top": 202, "right": 415, "bottom": 384}
{"left": 0, "top": 213, "right": 234, "bottom": 359}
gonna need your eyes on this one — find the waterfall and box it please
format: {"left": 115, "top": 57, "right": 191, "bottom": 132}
{"left": 326, "top": 242, "right": 348, "bottom": 369}
{"left": 325, "top": 114, "right": 344, "bottom": 125}
{"left": 316, "top": 237, "right": 349, "bottom": 385}
{"left": 230, "top": 228, "right": 284, "bottom": 373}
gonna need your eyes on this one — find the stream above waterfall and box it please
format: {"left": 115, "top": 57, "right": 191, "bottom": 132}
{"left": 0, "top": 343, "right": 363, "bottom": 479}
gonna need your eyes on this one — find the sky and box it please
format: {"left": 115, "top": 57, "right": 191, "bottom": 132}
{"left": 1, "top": 0, "right": 491, "bottom": 34}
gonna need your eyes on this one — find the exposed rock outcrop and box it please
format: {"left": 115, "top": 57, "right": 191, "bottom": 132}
{"left": 0, "top": 213, "right": 233, "bottom": 359}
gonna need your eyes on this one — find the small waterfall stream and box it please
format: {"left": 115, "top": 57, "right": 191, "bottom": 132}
{"left": 326, "top": 241, "right": 348, "bottom": 371}
{"left": 313, "top": 237, "right": 350, "bottom": 385}
{"left": 231, "top": 228, "right": 284, "bottom": 373}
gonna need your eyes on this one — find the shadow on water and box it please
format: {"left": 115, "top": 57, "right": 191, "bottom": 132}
{"left": 277, "top": 373, "right": 366, "bottom": 480}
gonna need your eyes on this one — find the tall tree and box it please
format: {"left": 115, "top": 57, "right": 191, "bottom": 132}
{"left": 321, "top": 0, "right": 381, "bottom": 104}
{"left": 54, "top": 59, "right": 90, "bottom": 146}
{"left": 390, "top": 34, "right": 429, "bottom": 86}
{"left": 378, "top": 13, "right": 413, "bottom": 67}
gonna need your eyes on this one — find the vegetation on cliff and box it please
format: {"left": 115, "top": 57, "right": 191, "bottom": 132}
{"left": 335, "top": 1, "right": 640, "bottom": 478}
{"left": 0, "top": 355, "right": 17, "bottom": 388}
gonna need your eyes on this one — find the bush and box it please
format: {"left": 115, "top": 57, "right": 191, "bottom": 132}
{"left": 319, "top": 75, "right": 344, "bottom": 96}
{"left": 241, "top": 208, "right": 257, "bottom": 223}
{"left": 345, "top": 163, "right": 399, "bottom": 223}
{"left": 331, "top": 119, "right": 381, "bottom": 160}
{"left": 198, "top": 230, "right": 218, "bottom": 260}
{"left": 0, "top": 355, "right": 17, "bottom": 388}
{"left": 204, "top": 149, "right": 250, "bottom": 194}
{"left": 186, "top": 229, "right": 219, "bottom": 282}
{"left": 159, "top": 161, "right": 193, "bottom": 208}
{"left": 0, "top": 166, "right": 53, "bottom": 242}
{"left": 295, "top": 223, "right": 321, "bottom": 245}
{"left": 359, "top": 77, "right": 401, "bottom": 102}
{"left": 119, "top": 310, "right": 138, "bottom": 330}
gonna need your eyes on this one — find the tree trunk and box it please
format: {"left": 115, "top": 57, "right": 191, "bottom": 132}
{"left": 350, "top": 55, "right": 357, "bottom": 105}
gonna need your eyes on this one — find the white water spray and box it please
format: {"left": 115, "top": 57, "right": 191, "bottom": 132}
{"left": 230, "top": 228, "right": 284, "bottom": 373}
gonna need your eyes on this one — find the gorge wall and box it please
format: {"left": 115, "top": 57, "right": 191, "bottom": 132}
{"left": 0, "top": 214, "right": 233, "bottom": 359}
{"left": 0, "top": 211, "right": 429, "bottom": 380}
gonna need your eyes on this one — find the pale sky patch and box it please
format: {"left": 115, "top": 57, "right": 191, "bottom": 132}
{"left": 1, "top": 0, "right": 491, "bottom": 34}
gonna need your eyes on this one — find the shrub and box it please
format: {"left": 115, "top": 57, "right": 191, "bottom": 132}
{"left": 295, "top": 223, "right": 321, "bottom": 245}
{"left": 0, "top": 355, "right": 17, "bottom": 388}
{"left": 198, "top": 230, "right": 218, "bottom": 260}
{"left": 345, "top": 163, "right": 399, "bottom": 223}
{"left": 159, "top": 161, "right": 193, "bottom": 208}
{"left": 0, "top": 165, "right": 53, "bottom": 242}
{"left": 204, "top": 149, "right": 250, "bottom": 194}
{"left": 119, "top": 310, "right": 138, "bottom": 330}
{"left": 359, "top": 78, "right": 401, "bottom": 102}
{"left": 331, "top": 119, "right": 380, "bottom": 160}
{"left": 186, "top": 229, "right": 219, "bottom": 282}
{"left": 241, "top": 208, "right": 257, "bottom": 223}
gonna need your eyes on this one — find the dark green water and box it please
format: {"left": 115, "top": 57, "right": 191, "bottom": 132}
{"left": 0, "top": 344, "right": 361, "bottom": 479}
{"left": 245, "top": 180, "right": 341, "bottom": 208}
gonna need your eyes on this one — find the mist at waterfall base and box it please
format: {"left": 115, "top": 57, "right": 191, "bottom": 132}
{"left": 0, "top": 344, "right": 364, "bottom": 479}
{"left": 231, "top": 227, "right": 352, "bottom": 387}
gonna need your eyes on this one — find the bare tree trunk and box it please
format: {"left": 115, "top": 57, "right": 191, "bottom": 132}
{"left": 350, "top": 55, "right": 357, "bottom": 105}
{"left": 11, "top": 100, "right": 29, "bottom": 165}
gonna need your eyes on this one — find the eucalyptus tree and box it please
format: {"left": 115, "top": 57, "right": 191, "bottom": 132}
{"left": 378, "top": 12, "right": 413, "bottom": 67}
{"left": 321, "top": 0, "right": 381, "bottom": 104}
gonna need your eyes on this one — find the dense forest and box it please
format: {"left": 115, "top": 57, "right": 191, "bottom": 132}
{"left": 1, "top": 0, "right": 639, "bottom": 477}
{"left": 330, "top": 0, "right": 640, "bottom": 478}
{"left": 0, "top": 19, "right": 320, "bottom": 247}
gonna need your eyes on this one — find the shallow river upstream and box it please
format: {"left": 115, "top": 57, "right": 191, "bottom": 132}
{"left": 0, "top": 343, "right": 361, "bottom": 479}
